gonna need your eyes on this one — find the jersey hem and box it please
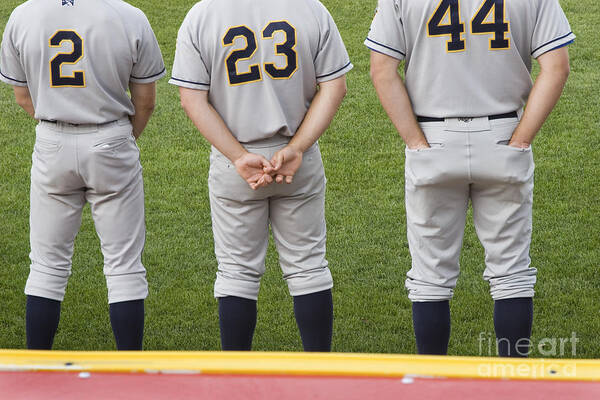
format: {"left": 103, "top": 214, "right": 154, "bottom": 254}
{"left": 168, "top": 76, "right": 210, "bottom": 90}
{"left": 531, "top": 32, "right": 575, "bottom": 58}
{"left": 130, "top": 68, "right": 167, "bottom": 84}
{"left": 131, "top": 67, "right": 167, "bottom": 79}
{"left": 0, "top": 69, "right": 27, "bottom": 86}
{"left": 364, "top": 38, "right": 405, "bottom": 59}
{"left": 547, "top": 40, "right": 574, "bottom": 53}
{"left": 316, "top": 61, "right": 353, "bottom": 83}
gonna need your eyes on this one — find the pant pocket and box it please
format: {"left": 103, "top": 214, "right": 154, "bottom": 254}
{"left": 404, "top": 147, "right": 447, "bottom": 186}
{"left": 494, "top": 144, "right": 534, "bottom": 183}
{"left": 34, "top": 137, "right": 62, "bottom": 155}
{"left": 92, "top": 135, "right": 132, "bottom": 152}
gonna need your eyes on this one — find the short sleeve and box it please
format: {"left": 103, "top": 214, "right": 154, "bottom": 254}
{"left": 169, "top": 6, "right": 211, "bottom": 90}
{"left": 0, "top": 13, "right": 27, "bottom": 87}
{"left": 313, "top": 3, "right": 353, "bottom": 83}
{"left": 130, "top": 13, "right": 166, "bottom": 84}
{"left": 531, "top": 0, "right": 575, "bottom": 59}
{"left": 364, "top": 0, "right": 406, "bottom": 60}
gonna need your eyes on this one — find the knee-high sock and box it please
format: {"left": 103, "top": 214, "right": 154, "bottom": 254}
{"left": 494, "top": 297, "right": 533, "bottom": 357}
{"left": 109, "top": 299, "right": 144, "bottom": 351}
{"left": 26, "top": 295, "right": 61, "bottom": 350}
{"left": 412, "top": 300, "right": 451, "bottom": 355}
{"left": 293, "top": 289, "right": 333, "bottom": 352}
{"left": 218, "top": 296, "right": 257, "bottom": 351}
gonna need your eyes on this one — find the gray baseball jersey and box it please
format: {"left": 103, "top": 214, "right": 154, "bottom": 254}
{"left": 169, "top": 0, "right": 352, "bottom": 143}
{"left": 365, "top": 0, "right": 575, "bottom": 117}
{"left": 0, "top": 0, "right": 166, "bottom": 124}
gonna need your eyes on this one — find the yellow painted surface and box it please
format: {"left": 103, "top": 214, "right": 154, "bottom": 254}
{"left": 0, "top": 350, "right": 598, "bottom": 381}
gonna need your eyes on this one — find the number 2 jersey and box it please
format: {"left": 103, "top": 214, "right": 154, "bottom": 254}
{"left": 169, "top": 0, "right": 353, "bottom": 143}
{"left": 365, "top": 0, "right": 575, "bottom": 118}
{"left": 0, "top": 0, "right": 166, "bottom": 124}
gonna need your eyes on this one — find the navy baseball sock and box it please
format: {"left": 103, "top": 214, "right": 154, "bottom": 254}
{"left": 412, "top": 301, "right": 451, "bottom": 355}
{"left": 494, "top": 297, "right": 533, "bottom": 357}
{"left": 26, "top": 295, "right": 61, "bottom": 350}
{"left": 109, "top": 299, "right": 144, "bottom": 350}
{"left": 218, "top": 296, "right": 257, "bottom": 351}
{"left": 293, "top": 289, "right": 333, "bottom": 352}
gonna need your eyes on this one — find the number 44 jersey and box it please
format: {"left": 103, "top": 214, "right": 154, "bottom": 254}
{"left": 365, "top": 0, "right": 575, "bottom": 118}
{"left": 0, "top": 0, "right": 165, "bottom": 124}
{"left": 170, "top": 0, "right": 353, "bottom": 143}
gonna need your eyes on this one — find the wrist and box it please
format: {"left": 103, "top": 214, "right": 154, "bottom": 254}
{"left": 508, "top": 139, "right": 531, "bottom": 148}
{"left": 231, "top": 148, "right": 249, "bottom": 165}
{"left": 406, "top": 138, "right": 429, "bottom": 150}
{"left": 286, "top": 141, "right": 305, "bottom": 155}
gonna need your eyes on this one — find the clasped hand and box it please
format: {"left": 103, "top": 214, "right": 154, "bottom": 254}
{"left": 233, "top": 146, "right": 303, "bottom": 190}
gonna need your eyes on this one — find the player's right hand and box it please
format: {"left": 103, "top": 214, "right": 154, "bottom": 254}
{"left": 406, "top": 138, "right": 430, "bottom": 150}
{"left": 270, "top": 145, "right": 303, "bottom": 184}
{"left": 233, "top": 152, "right": 275, "bottom": 190}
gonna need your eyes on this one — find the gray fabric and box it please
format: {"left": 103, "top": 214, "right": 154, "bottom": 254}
{"left": 365, "top": 0, "right": 575, "bottom": 118}
{"left": 25, "top": 120, "right": 148, "bottom": 304}
{"left": 209, "top": 140, "right": 333, "bottom": 300}
{"left": 404, "top": 117, "right": 537, "bottom": 301}
{"left": 170, "top": 0, "right": 352, "bottom": 143}
{"left": 0, "top": 0, "right": 166, "bottom": 124}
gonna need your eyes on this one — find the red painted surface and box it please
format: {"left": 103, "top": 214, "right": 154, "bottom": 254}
{"left": 1, "top": 371, "right": 599, "bottom": 400}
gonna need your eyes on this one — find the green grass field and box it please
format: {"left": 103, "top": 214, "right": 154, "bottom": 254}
{"left": 1, "top": 0, "right": 598, "bottom": 357}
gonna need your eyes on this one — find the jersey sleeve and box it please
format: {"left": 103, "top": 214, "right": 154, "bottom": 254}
{"left": 130, "top": 13, "right": 167, "bottom": 84}
{"left": 312, "top": 2, "right": 353, "bottom": 83}
{"left": 0, "top": 12, "right": 27, "bottom": 87}
{"left": 169, "top": 5, "right": 211, "bottom": 91}
{"left": 364, "top": 0, "right": 406, "bottom": 60}
{"left": 531, "top": 0, "right": 575, "bottom": 59}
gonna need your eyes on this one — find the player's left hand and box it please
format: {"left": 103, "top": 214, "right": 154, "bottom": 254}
{"left": 270, "top": 145, "right": 303, "bottom": 184}
{"left": 234, "top": 152, "right": 275, "bottom": 190}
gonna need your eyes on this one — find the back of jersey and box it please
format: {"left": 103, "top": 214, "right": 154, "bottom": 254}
{"left": 170, "top": 0, "right": 352, "bottom": 143}
{"left": 0, "top": 0, "right": 165, "bottom": 124}
{"left": 366, "top": 0, "right": 575, "bottom": 118}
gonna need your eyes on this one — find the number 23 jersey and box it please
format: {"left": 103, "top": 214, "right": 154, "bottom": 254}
{"left": 170, "top": 0, "right": 353, "bottom": 143}
{"left": 365, "top": 0, "right": 575, "bottom": 118}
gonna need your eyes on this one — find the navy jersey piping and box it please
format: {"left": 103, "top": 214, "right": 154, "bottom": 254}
{"left": 0, "top": 69, "right": 27, "bottom": 84}
{"left": 170, "top": 76, "right": 210, "bottom": 86}
{"left": 531, "top": 32, "right": 574, "bottom": 55}
{"left": 316, "top": 61, "right": 351, "bottom": 79}
{"left": 365, "top": 38, "right": 405, "bottom": 57}
{"left": 131, "top": 67, "right": 166, "bottom": 80}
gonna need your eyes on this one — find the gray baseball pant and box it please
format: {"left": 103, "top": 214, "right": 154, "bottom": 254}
{"left": 209, "top": 136, "right": 333, "bottom": 301}
{"left": 25, "top": 118, "right": 148, "bottom": 304}
{"left": 404, "top": 115, "right": 537, "bottom": 302}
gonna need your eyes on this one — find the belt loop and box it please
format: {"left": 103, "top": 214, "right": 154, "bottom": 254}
{"left": 516, "top": 108, "right": 524, "bottom": 120}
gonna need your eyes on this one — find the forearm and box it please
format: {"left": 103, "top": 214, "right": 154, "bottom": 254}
{"left": 130, "top": 106, "right": 154, "bottom": 139}
{"left": 13, "top": 86, "right": 35, "bottom": 118}
{"left": 179, "top": 88, "right": 246, "bottom": 163}
{"left": 510, "top": 47, "right": 570, "bottom": 147}
{"left": 288, "top": 76, "right": 347, "bottom": 153}
{"left": 370, "top": 52, "right": 427, "bottom": 149}
{"left": 129, "top": 82, "right": 156, "bottom": 139}
{"left": 19, "top": 98, "right": 35, "bottom": 118}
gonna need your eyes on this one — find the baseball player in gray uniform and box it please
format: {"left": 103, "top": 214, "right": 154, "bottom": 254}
{"left": 0, "top": 0, "right": 165, "bottom": 350}
{"left": 170, "top": 0, "right": 352, "bottom": 351}
{"left": 366, "top": 0, "right": 574, "bottom": 356}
